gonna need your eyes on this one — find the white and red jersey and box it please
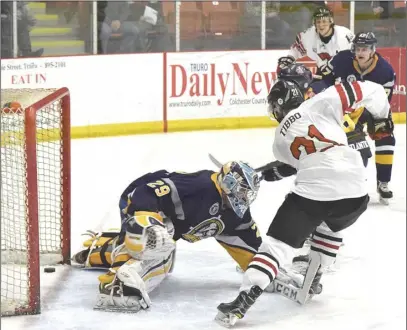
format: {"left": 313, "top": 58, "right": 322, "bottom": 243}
{"left": 273, "top": 80, "right": 390, "bottom": 201}
{"left": 289, "top": 25, "right": 354, "bottom": 69}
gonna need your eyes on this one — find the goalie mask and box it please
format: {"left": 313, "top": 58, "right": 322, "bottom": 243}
{"left": 267, "top": 80, "right": 304, "bottom": 123}
{"left": 218, "top": 161, "right": 260, "bottom": 218}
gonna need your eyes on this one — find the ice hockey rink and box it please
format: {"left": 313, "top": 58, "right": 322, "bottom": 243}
{"left": 2, "top": 125, "right": 406, "bottom": 330}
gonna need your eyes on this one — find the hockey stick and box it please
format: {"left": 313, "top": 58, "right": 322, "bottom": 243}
{"left": 268, "top": 253, "right": 321, "bottom": 305}
{"left": 271, "top": 279, "right": 301, "bottom": 303}
{"left": 208, "top": 153, "right": 223, "bottom": 168}
{"left": 295, "top": 251, "right": 321, "bottom": 304}
{"left": 208, "top": 153, "right": 278, "bottom": 174}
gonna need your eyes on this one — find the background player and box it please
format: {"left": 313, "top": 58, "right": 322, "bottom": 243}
{"left": 72, "top": 161, "right": 262, "bottom": 312}
{"left": 305, "top": 69, "right": 373, "bottom": 171}
{"left": 215, "top": 79, "right": 391, "bottom": 327}
{"left": 277, "top": 6, "right": 354, "bottom": 76}
{"left": 321, "top": 32, "right": 396, "bottom": 204}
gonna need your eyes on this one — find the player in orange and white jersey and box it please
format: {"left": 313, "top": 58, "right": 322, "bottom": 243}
{"left": 215, "top": 79, "right": 391, "bottom": 327}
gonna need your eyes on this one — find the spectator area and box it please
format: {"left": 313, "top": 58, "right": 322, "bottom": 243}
{"left": 2, "top": 1, "right": 406, "bottom": 57}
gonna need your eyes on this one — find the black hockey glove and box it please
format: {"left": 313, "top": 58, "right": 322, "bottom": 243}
{"left": 367, "top": 115, "right": 394, "bottom": 140}
{"left": 262, "top": 161, "right": 297, "bottom": 182}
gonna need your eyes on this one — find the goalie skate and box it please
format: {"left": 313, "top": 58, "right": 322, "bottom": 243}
{"left": 94, "top": 296, "right": 145, "bottom": 313}
{"left": 94, "top": 282, "right": 149, "bottom": 313}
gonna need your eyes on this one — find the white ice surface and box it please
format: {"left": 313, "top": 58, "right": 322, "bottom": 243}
{"left": 2, "top": 126, "right": 406, "bottom": 330}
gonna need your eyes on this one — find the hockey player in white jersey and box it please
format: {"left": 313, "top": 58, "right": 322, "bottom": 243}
{"left": 215, "top": 79, "right": 391, "bottom": 327}
{"left": 277, "top": 6, "right": 354, "bottom": 76}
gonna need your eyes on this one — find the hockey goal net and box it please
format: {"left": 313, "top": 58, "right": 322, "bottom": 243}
{"left": 1, "top": 88, "right": 71, "bottom": 316}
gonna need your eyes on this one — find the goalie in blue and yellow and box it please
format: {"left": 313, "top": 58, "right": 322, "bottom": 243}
{"left": 72, "top": 161, "right": 262, "bottom": 313}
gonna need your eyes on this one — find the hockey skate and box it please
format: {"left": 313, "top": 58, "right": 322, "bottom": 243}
{"left": 94, "top": 281, "right": 149, "bottom": 313}
{"left": 377, "top": 181, "right": 393, "bottom": 205}
{"left": 215, "top": 286, "right": 263, "bottom": 328}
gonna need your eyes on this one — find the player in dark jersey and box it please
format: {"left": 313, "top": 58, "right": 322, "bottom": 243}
{"left": 320, "top": 32, "right": 396, "bottom": 204}
{"left": 72, "top": 161, "right": 262, "bottom": 312}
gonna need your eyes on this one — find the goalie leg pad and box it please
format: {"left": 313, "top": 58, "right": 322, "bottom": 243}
{"left": 95, "top": 259, "right": 151, "bottom": 313}
{"left": 98, "top": 243, "right": 133, "bottom": 284}
{"left": 72, "top": 230, "right": 120, "bottom": 269}
{"left": 139, "top": 248, "right": 175, "bottom": 294}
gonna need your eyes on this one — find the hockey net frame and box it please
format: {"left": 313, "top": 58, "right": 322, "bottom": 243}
{"left": 1, "top": 87, "right": 71, "bottom": 316}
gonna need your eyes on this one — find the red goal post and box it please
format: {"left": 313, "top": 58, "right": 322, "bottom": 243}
{"left": 1, "top": 87, "right": 71, "bottom": 316}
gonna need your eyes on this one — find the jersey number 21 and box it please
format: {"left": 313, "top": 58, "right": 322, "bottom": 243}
{"left": 290, "top": 125, "right": 343, "bottom": 159}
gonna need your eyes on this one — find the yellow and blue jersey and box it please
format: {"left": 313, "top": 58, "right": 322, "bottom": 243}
{"left": 120, "top": 169, "right": 262, "bottom": 270}
{"left": 322, "top": 49, "right": 396, "bottom": 103}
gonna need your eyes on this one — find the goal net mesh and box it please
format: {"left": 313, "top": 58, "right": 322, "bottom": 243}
{"left": 1, "top": 88, "right": 67, "bottom": 315}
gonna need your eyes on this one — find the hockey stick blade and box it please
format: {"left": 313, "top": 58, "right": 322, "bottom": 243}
{"left": 268, "top": 255, "right": 321, "bottom": 305}
{"left": 208, "top": 153, "right": 223, "bottom": 168}
{"left": 269, "top": 279, "right": 301, "bottom": 304}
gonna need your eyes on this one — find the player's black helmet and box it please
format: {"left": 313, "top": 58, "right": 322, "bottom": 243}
{"left": 312, "top": 6, "right": 334, "bottom": 25}
{"left": 267, "top": 80, "right": 304, "bottom": 123}
{"left": 277, "top": 63, "right": 313, "bottom": 93}
{"left": 351, "top": 32, "right": 378, "bottom": 52}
